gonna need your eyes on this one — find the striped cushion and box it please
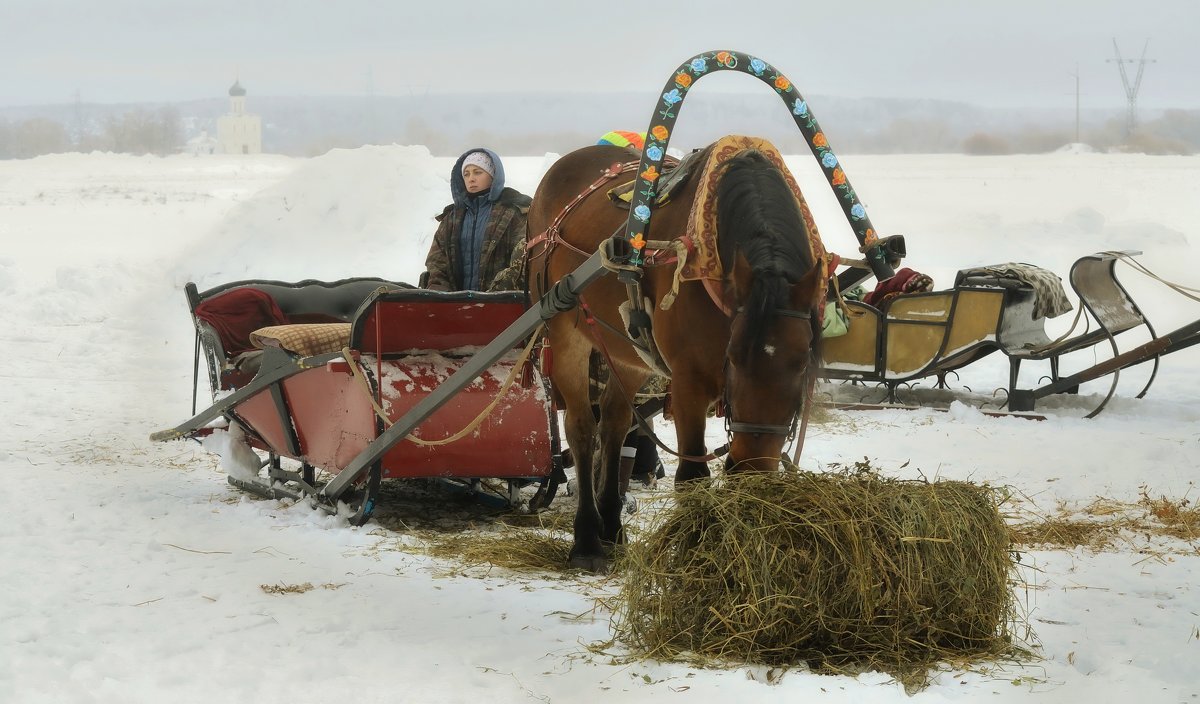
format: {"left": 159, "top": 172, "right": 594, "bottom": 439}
{"left": 250, "top": 323, "right": 351, "bottom": 357}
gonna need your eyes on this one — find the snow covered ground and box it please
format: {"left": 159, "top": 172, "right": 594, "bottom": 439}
{"left": 1, "top": 145, "right": 1197, "bottom": 703}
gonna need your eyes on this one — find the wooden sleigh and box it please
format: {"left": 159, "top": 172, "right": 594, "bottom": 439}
{"left": 156, "top": 281, "right": 563, "bottom": 523}
{"left": 821, "top": 250, "right": 1200, "bottom": 416}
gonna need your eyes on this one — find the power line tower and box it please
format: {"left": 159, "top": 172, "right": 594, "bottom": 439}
{"left": 1107, "top": 38, "right": 1155, "bottom": 138}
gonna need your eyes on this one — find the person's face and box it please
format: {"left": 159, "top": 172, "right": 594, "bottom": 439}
{"left": 463, "top": 164, "right": 493, "bottom": 194}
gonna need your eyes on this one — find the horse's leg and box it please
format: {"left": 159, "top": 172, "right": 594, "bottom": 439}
{"left": 549, "top": 326, "right": 607, "bottom": 570}
{"left": 595, "top": 363, "right": 646, "bottom": 544}
{"left": 647, "top": 282, "right": 728, "bottom": 485}
{"left": 667, "top": 372, "right": 721, "bottom": 484}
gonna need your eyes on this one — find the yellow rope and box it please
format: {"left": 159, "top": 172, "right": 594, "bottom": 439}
{"left": 1113, "top": 251, "right": 1200, "bottom": 302}
{"left": 1025, "top": 252, "right": 1195, "bottom": 354}
{"left": 1026, "top": 303, "right": 1089, "bottom": 355}
{"left": 644, "top": 238, "right": 690, "bottom": 310}
{"left": 342, "top": 345, "right": 393, "bottom": 421}
{"left": 825, "top": 260, "right": 855, "bottom": 322}
{"left": 341, "top": 324, "right": 544, "bottom": 447}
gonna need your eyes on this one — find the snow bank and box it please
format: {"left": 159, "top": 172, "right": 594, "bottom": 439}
{"left": 1, "top": 148, "right": 1198, "bottom": 703}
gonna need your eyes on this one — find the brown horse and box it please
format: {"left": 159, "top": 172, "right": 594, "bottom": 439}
{"left": 528, "top": 142, "right": 825, "bottom": 570}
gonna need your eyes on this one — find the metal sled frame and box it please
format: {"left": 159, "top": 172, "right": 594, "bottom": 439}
{"left": 1004, "top": 251, "right": 1200, "bottom": 416}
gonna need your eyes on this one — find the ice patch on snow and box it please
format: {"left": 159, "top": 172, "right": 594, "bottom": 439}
{"left": 1056, "top": 142, "right": 1097, "bottom": 154}
{"left": 947, "top": 400, "right": 986, "bottom": 422}
{"left": 200, "top": 424, "right": 263, "bottom": 481}
{"left": 0, "top": 258, "right": 16, "bottom": 293}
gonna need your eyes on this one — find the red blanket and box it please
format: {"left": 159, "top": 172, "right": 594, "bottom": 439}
{"left": 194, "top": 288, "right": 289, "bottom": 356}
{"left": 863, "top": 268, "right": 934, "bottom": 307}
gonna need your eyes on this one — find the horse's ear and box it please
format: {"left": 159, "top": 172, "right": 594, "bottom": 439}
{"left": 790, "top": 259, "right": 825, "bottom": 311}
{"left": 729, "top": 254, "right": 754, "bottom": 305}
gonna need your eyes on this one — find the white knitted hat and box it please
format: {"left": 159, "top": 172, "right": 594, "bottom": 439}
{"left": 462, "top": 151, "right": 495, "bottom": 178}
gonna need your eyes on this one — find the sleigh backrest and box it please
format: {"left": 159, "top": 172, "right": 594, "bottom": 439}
{"left": 350, "top": 289, "right": 527, "bottom": 354}
{"left": 187, "top": 277, "right": 411, "bottom": 391}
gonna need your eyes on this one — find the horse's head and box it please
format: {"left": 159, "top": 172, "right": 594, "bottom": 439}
{"left": 717, "top": 151, "right": 824, "bottom": 472}
{"left": 723, "top": 263, "right": 822, "bottom": 471}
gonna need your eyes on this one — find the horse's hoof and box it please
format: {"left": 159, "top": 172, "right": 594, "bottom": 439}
{"left": 674, "top": 466, "right": 712, "bottom": 485}
{"left": 568, "top": 554, "right": 611, "bottom": 574}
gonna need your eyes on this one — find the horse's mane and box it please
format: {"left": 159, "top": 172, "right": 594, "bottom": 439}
{"left": 716, "top": 150, "right": 815, "bottom": 351}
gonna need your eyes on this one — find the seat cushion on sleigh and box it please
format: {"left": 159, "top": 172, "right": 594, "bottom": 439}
{"left": 954, "top": 263, "right": 1072, "bottom": 320}
{"left": 249, "top": 323, "right": 352, "bottom": 358}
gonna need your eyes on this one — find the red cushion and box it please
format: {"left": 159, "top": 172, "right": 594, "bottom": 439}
{"left": 194, "top": 288, "right": 289, "bottom": 356}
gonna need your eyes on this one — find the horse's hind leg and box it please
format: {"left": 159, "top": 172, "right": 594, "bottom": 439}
{"left": 549, "top": 328, "right": 607, "bottom": 570}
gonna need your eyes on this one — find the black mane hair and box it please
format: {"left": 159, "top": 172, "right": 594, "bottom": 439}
{"left": 716, "top": 150, "right": 815, "bottom": 351}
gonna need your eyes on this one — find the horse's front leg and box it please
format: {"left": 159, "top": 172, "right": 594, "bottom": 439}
{"left": 669, "top": 378, "right": 719, "bottom": 484}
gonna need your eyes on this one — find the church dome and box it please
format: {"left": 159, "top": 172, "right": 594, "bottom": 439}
{"left": 228, "top": 80, "right": 247, "bottom": 97}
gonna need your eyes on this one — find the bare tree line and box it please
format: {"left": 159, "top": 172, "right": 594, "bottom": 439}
{"left": 961, "top": 109, "right": 1200, "bottom": 155}
{"left": 0, "top": 106, "right": 182, "bottom": 159}
{"left": 2, "top": 103, "right": 1197, "bottom": 159}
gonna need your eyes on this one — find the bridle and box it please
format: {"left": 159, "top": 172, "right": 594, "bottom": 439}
{"left": 723, "top": 305, "right": 815, "bottom": 439}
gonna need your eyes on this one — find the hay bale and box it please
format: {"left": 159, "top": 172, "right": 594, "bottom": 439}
{"left": 612, "top": 468, "right": 1019, "bottom": 680}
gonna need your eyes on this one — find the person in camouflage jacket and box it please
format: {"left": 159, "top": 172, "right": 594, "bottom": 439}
{"left": 422, "top": 148, "right": 531, "bottom": 292}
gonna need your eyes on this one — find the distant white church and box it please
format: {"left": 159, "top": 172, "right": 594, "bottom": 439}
{"left": 217, "top": 80, "right": 262, "bottom": 154}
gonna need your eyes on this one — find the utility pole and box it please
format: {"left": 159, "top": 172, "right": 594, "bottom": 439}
{"left": 365, "top": 65, "right": 376, "bottom": 146}
{"left": 1069, "top": 64, "right": 1080, "bottom": 144}
{"left": 1108, "top": 38, "right": 1155, "bottom": 138}
{"left": 72, "top": 89, "right": 84, "bottom": 147}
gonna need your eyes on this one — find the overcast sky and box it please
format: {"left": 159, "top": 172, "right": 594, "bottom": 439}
{"left": 3, "top": 0, "right": 1196, "bottom": 111}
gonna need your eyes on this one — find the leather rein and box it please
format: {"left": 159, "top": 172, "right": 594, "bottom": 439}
{"left": 526, "top": 161, "right": 640, "bottom": 261}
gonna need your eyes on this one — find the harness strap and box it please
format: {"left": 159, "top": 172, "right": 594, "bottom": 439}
{"left": 728, "top": 420, "right": 796, "bottom": 435}
{"left": 789, "top": 366, "right": 817, "bottom": 466}
{"left": 341, "top": 326, "right": 543, "bottom": 447}
{"left": 579, "top": 298, "right": 721, "bottom": 465}
{"left": 642, "top": 235, "right": 693, "bottom": 310}
{"left": 527, "top": 161, "right": 639, "bottom": 259}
